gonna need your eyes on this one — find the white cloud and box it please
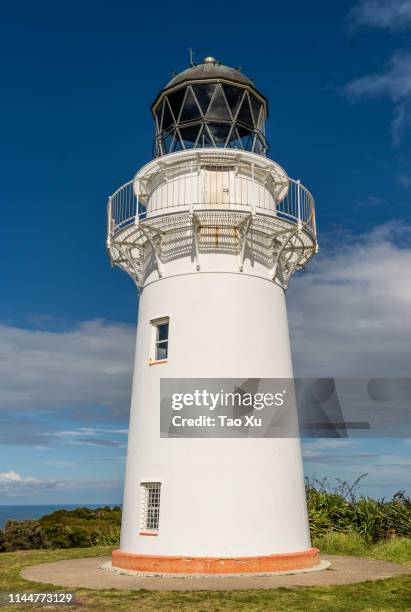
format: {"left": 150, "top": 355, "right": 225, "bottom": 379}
{"left": 93, "top": 455, "right": 126, "bottom": 464}
{"left": 392, "top": 103, "right": 408, "bottom": 145}
{"left": 344, "top": 54, "right": 411, "bottom": 144}
{"left": 288, "top": 223, "right": 411, "bottom": 376}
{"left": 397, "top": 171, "right": 411, "bottom": 187}
{"left": 345, "top": 54, "right": 411, "bottom": 101}
{"left": 0, "top": 470, "right": 63, "bottom": 497}
{"left": 0, "top": 320, "right": 135, "bottom": 412}
{"left": 42, "top": 460, "right": 76, "bottom": 467}
{"left": 52, "top": 427, "right": 128, "bottom": 436}
{"left": 48, "top": 427, "right": 127, "bottom": 447}
{"left": 348, "top": 0, "right": 411, "bottom": 31}
{"left": 356, "top": 195, "right": 386, "bottom": 208}
{"left": 376, "top": 454, "right": 411, "bottom": 466}
{"left": 0, "top": 471, "right": 22, "bottom": 482}
{"left": 302, "top": 448, "right": 376, "bottom": 464}
{"left": 0, "top": 470, "right": 124, "bottom": 499}
{"left": 302, "top": 440, "right": 356, "bottom": 453}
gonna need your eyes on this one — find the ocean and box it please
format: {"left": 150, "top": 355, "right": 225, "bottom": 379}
{"left": 0, "top": 504, "right": 121, "bottom": 529}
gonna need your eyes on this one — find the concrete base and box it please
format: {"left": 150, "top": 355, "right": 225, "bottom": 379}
{"left": 111, "top": 547, "right": 320, "bottom": 574}
{"left": 103, "top": 558, "right": 330, "bottom": 577}
{"left": 21, "top": 555, "right": 410, "bottom": 591}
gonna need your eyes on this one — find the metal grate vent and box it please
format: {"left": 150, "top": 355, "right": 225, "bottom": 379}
{"left": 140, "top": 482, "right": 161, "bottom": 533}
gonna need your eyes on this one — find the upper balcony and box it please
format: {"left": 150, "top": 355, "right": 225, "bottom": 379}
{"left": 107, "top": 149, "right": 317, "bottom": 289}
{"left": 108, "top": 149, "right": 316, "bottom": 240}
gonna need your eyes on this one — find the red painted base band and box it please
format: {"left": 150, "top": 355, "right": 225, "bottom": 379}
{"left": 112, "top": 547, "right": 320, "bottom": 574}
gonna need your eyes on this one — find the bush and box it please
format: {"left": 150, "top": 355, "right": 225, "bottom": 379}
{"left": 1, "top": 507, "right": 121, "bottom": 552}
{"left": 4, "top": 520, "right": 47, "bottom": 552}
{"left": 39, "top": 506, "right": 121, "bottom": 549}
{"left": 0, "top": 529, "right": 5, "bottom": 552}
{"left": 306, "top": 477, "right": 411, "bottom": 543}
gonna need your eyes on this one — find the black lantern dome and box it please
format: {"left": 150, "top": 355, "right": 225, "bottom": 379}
{"left": 151, "top": 57, "right": 268, "bottom": 157}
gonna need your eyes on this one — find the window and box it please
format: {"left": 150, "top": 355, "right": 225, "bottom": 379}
{"left": 140, "top": 482, "right": 161, "bottom": 534}
{"left": 151, "top": 318, "right": 169, "bottom": 361}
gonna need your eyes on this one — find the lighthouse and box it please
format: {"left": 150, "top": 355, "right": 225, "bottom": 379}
{"left": 108, "top": 56, "right": 319, "bottom": 573}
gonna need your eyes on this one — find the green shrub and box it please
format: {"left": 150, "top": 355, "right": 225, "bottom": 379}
{"left": 4, "top": 520, "right": 47, "bottom": 552}
{"left": 0, "top": 507, "right": 121, "bottom": 552}
{"left": 0, "top": 529, "right": 5, "bottom": 552}
{"left": 92, "top": 526, "right": 121, "bottom": 546}
{"left": 306, "top": 477, "right": 411, "bottom": 543}
{"left": 39, "top": 506, "right": 121, "bottom": 549}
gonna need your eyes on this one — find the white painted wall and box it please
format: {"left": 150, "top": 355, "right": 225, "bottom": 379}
{"left": 120, "top": 271, "right": 311, "bottom": 557}
{"left": 116, "top": 149, "right": 313, "bottom": 559}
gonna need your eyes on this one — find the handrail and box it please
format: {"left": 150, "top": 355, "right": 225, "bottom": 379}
{"left": 107, "top": 162, "right": 316, "bottom": 240}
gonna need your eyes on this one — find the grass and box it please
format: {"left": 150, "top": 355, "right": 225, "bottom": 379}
{"left": 0, "top": 537, "right": 410, "bottom": 610}
{"left": 313, "top": 531, "right": 411, "bottom": 565}
{"left": 306, "top": 477, "right": 411, "bottom": 543}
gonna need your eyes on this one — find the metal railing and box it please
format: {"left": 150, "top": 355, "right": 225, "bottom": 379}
{"left": 107, "top": 162, "right": 316, "bottom": 240}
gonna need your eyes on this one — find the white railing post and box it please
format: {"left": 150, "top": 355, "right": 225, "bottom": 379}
{"left": 189, "top": 162, "right": 194, "bottom": 214}
{"left": 297, "top": 179, "right": 301, "bottom": 227}
{"left": 134, "top": 179, "right": 141, "bottom": 225}
{"left": 107, "top": 196, "right": 113, "bottom": 246}
{"left": 135, "top": 193, "right": 140, "bottom": 225}
{"left": 251, "top": 163, "right": 256, "bottom": 214}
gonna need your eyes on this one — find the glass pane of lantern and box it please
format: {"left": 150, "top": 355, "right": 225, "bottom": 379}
{"left": 196, "top": 125, "right": 214, "bottom": 147}
{"left": 179, "top": 88, "right": 201, "bottom": 122}
{"left": 257, "top": 109, "right": 265, "bottom": 132}
{"left": 237, "top": 92, "right": 254, "bottom": 128}
{"left": 223, "top": 85, "right": 244, "bottom": 118}
{"left": 236, "top": 124, "right": 250, "bottom": 138}
{"left": 254, "top": 134, "right": 264, "bottom": 154}
{"left": 172, "top": 134, "right": 184, "bottom": 151}
{"left": 249, "top": 94, "right": 262, "bottom": 127}
{"left": 240, "top": 132, "right": 253, "bottom": 151}
{"left": 167, "top": 88, "right": 185, "bottom": 122}
{"left": 179, "top": 124, "right": 201, "bottom": 145}
{"left": 206, "top": 86, "right": 231, "bottom": 121}
{"left": 162, "top": 99, "right": 174, "bottom": 131}
{"left": 226, "top": 127, "right": 244, "bottom": 149}
{"left": 208, "top": 123, "right": 231, "bottom": 145}
{"left": 250, "top": 133, "right": 258, "bottom": 152}
{"left": 162, "top": 132, "right": 174, "bottom": 153}
{"left": 155, "top": 100, "right": 164, "bottom": 125}
{"left": 192, "top": 84, "right": 215, "bottom": 114}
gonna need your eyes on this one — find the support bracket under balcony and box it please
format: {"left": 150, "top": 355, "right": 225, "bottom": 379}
{"left": 270, "top": 226, "right": 302, "bottom": 286}
{"left": 237, "top": 213, "right": 254, "bottom": 272}
{"left": 136, "top": 220, "right": 164, "bottom": 278}
{"left": 192, "top": 213, "right": 201, "bottom": 271}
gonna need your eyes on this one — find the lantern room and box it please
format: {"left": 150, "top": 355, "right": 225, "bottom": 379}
{"left": 151, "top": 56, "right": 268, "bottom": 157}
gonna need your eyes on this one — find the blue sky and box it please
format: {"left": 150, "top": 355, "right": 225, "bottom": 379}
{"left": 1, "top": 0, "right": 411, "bottom": 504}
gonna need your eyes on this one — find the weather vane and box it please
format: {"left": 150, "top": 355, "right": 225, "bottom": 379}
{"left": 187, "top": 47, "right": 196, "bottom": 66}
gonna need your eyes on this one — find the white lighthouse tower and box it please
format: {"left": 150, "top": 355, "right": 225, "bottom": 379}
{"left": 108, "top": 56, "right": 319, "bottom": 573}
